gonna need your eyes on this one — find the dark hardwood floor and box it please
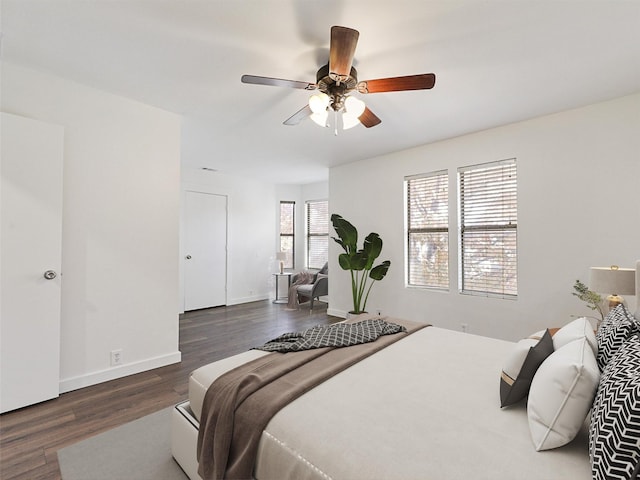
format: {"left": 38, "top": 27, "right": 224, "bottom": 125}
{"left": 0, "top": 300, "right": 339, "bottom": 480}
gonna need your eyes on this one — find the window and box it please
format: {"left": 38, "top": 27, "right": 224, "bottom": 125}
{"left": 306, "top": 200, "right": 328, "bottom": 270}
{"left": 406, "top": 171, "right": 449, "bottom": 288}
{"left": 458, "top": 159, "right": 517, "bottom": 297}
{"left": 279, "top": 201, "right": 295, "bottom": 269}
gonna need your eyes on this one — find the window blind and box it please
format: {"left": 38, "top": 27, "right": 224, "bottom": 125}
{"left": 406, "top": 171, "right": 449, "bottom": 288}
{"left": 459, "top": 159, "right": 517, "bottom": 297}
{"left": 279, "top": 201, "right": 295, "bottom": 269}
{"left": 306, "top": 200, "right": 328, "bottom": 270}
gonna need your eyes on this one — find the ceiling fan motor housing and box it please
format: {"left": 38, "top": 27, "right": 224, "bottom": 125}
{"left": 316, "top": 63, "right": 358, "bottom": 111}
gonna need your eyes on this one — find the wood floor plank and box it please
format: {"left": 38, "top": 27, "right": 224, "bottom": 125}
{"left": 0, "top": 300, "right": 337, "bottom": 479}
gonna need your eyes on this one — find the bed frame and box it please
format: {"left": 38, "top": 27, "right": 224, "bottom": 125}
{"left": 172, "top": 261, "right": 639, "bottom": 479}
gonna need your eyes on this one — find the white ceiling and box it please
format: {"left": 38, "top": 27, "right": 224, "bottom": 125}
{"left": 2, "top": 1, "right": 639, "bottom": 184}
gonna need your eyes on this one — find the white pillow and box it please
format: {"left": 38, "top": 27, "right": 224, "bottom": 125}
{"left": 553, "top": 317, "right": 597, "bottom": 354}
{"left": 527, "top": 337, "right": 600, "bottom": 451}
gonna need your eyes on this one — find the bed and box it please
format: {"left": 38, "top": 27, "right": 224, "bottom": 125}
{"left": 171, "top": 262, "right": 640, "bottom": 480}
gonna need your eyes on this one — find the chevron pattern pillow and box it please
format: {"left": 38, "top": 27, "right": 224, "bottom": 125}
{"left": 590, "top": 334, "right": 640, "bottom": 480}
{"left": 596, "top": 304, "right": 639, "bottom": 372}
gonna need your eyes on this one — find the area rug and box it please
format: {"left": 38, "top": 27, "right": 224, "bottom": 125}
{"left": 58, "top": 407, "right": 189, "bottom": 480}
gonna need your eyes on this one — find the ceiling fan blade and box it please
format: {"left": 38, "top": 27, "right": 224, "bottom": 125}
{"left": 329, "top": 26, "right": 359, "bottom": 82}
{"left": 359, "top": 107, "right": 381, "bottom": 128}
{"left": 241, "top": 75, "right": 316, "bottom": 90}
{"left": 357, "top": 73, "right": 436, "bottom": 94}
{"left": 283, "top": 105, "right": 312, "bottom": 126}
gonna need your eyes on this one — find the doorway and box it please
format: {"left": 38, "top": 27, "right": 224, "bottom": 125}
{"left": 183, "top": 191, "right": 227, "bottom": 311}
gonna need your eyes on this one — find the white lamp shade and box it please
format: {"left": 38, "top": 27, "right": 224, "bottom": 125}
{"left": 589, "top": 266, "right": 636, "bottom": 295}
{"left": 310, "top": 110, "right": 328, "bottom": 127}
{"left": 344, "top": 96, "right": 366, "bottom": 116}
{"left": 276, "top": 252, "right": 287, "bottom": 261}
{"left": 309, "top": 93, "right": 329, "bottom": 114}
{"left": 342, "top": 112, "right": 360, "bottom": 130}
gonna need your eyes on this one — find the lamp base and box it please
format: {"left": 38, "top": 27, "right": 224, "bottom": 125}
{"left": 279, "top": 261, "right": 284, "bottom": 274}
{"left": 606, "top": 294, "right": 624, "bottom": 309}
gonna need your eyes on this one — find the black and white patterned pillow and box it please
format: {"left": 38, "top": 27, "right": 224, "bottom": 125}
{"left": 590, "top": 334, "right": 640, "bottom": 480}
{"left": 596, "top": 304, "right": 639, "bottom": 372}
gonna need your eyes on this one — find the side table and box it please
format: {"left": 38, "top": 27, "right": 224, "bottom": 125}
{"left": 273, "top": 272, "right": 293, "bottom": 304}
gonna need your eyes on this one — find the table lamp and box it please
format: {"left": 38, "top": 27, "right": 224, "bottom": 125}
{"left": 589, "top": 265, "right": 636, "bottom": 308}
{"left": 276, "top": 252, "right": 287, "bottom": 274}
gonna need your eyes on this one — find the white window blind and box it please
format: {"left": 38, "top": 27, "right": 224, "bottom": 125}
{"left": 458, "top": 159, "right": 517, "bottom": 297}
{"left": 406, "top": 171, "right": 449, "bottom": 288}
{"left": 279, "top": 201, "right": 295, "bottom": 269}
{"left": 306, "top": 200, "right": 328, "bottom": 270}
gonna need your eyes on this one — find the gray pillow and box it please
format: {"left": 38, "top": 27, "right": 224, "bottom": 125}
{"left": 500, "top": 329, "right": 554, "bottom": 407}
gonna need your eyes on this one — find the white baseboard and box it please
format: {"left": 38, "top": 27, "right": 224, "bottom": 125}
{"left": 59, "top": 351, "right": 182, "bottom": 394}
{"left": 227, "top": 294, "right": 270, "bottom": 306}
{"left": 178, "top": 294, "right": 271, "bottom": 314}
{"left": 327, "top": 307, "right": 347, "bottom": 319}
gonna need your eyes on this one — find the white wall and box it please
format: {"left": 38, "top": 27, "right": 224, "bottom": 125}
{"left": 1, "top": 64, "right": 182, "bottom": 392}
{"left": 302, "top": 181, "right": 329, "bottom": 202}
{"left": 176, "top": 177, "right": 330, "bottom": 310}
{"left": 329, "top": 93, "right": 640, "bottom": 341}
{"left": 181, "top": 167, "right": 277, "bottom": 308}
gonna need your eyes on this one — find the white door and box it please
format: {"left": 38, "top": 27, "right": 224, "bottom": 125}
{"left": 183, "top": 191, "right": 227, "bottom": 311}
{"left": 1, "top": 113, "right": 64, "bottom": 413}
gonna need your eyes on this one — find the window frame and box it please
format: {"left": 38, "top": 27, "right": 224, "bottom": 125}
{"left": 279, "top": 201, "right": 295, "bottom": 269}
{"left": 405, "top": 170, "right": 450, "bottom": 289}
{"left": 305, "top": 199, "right": 329, "bottom": 270}
{"left": 458, "top": 158, "right": 518, "bottom": 299}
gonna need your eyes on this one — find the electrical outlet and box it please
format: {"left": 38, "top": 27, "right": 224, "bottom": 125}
{"left": 461, "top": 323, "right": 469, "bottom": 333}
{"left": 111, "top": 349, "right": 123, "bottom": 366}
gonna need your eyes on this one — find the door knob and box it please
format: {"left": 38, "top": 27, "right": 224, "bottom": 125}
{"left": 44, "top": 270, "right": 57, "bottom": 280}
{"left": 185, "top": 255, "right": 192, "bottom": 260}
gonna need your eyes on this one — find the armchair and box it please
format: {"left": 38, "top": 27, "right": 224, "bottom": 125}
{"left": 294, "top": 262, "right": 328, "bottom": 311}
{"left": 297, "top": 275, "right": 328, "bottom": 310}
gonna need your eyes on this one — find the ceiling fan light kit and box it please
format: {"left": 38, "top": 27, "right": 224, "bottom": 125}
{"left": 241, "top": 26, "right": 436, "bottom": 133}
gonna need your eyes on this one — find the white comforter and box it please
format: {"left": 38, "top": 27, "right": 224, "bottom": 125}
{"left": 189, "top": 325, "right": 591, "bottom": 480}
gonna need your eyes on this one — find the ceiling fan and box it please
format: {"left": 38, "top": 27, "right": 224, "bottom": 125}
{"left": 241, "top": 26, "right": 436, "bottom": 131}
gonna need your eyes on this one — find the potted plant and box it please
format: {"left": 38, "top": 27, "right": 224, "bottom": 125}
{"left": 572, "top": 279, "right": 605, "bottom": 328}
{"left": 331, "top": 214, "right": 391, "bottom": 315}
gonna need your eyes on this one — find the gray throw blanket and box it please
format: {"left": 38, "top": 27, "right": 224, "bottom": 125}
{"left": 255, "top": 318, "right": 407, "bottom": 352}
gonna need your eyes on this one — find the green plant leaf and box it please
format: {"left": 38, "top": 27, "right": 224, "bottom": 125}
{"left": 331, "top": 237, "right": 347, "bottom": 252}
{"left": 572, "top": 279, "right": 605, "bottom": 322}
{"left": 369, "top": 260, "right": 391, "bottom": 280}
{"left": 362, "top": 233, "right": 382, "bottom": 269}
{"left": 338, "top": 253, "right": 352, "bottom": 270}
{"left": 351, "top": 251, "right": 368, "bottom": 271}
{"left": 331, "top": 214, "right": 358, "bottom": 254}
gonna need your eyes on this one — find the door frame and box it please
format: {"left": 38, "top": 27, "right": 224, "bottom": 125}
{"left": 1, "top": 112, "right": 64, "bottom": 412}
{"left": 179, "top": 185, "right": 229, "bottom": 313}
